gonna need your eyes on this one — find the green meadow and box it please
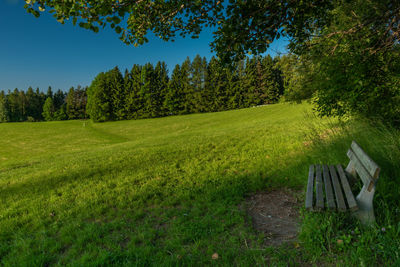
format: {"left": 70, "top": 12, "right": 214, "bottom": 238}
{"left": 1, "top": 103, "right": 399, "bottom": 266}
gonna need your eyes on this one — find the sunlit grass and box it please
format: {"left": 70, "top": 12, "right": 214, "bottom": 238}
{"left": 0, "top": 103, "right": 399, "bottom": 266}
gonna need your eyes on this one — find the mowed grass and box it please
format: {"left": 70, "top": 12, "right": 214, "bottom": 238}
{"left": 0, "top": 103, "right": 399, "bottom": 266}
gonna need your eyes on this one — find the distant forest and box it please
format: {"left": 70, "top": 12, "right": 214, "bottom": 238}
{"left": 0, "top": 54, "right": 301, "bottom": 123}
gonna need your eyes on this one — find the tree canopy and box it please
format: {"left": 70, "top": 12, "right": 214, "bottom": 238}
{"left": 25, "top": 0, "right": 399, "bottom": 62}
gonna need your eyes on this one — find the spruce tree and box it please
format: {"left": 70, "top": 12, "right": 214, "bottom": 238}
{"left": 125, "top": 65, "right": 143, "bottom": 119}
{"left": 86, "top": 72, "right": 113, "bottom": 122}
{"left": 190, "top": 55, "right": 207, "bottom": 112}
{"left": 261, "top": 55, "right": 281, "bottom": 104}
{"left": 243, "top": 57, "right": 259, "bottom": 107}
{"left": 42, "top": 97, "right": 55, "bottom": 121}
{"left": 164, "top": 64, "right": 185, "bottom": 114}
{"left": 109, "top": 67, "right": 125, "bottom": 120}
{"left": 139, "top": 63, "right": 155, "bottom": 118}
{"left": 204, "top": 57, "right": 229, "bottom": 111}
{"left": 66, "top": 87, "right": 77, "bottom": 119}
{"left": 0, "top": 91, "right": 9, "bottom": 122}
{"left": 154, "top": 61, "right": 169, "bottom": 117}
{"left": 26, "top": 87, "right": 41, "bottom": 121}
{"left": 180, "top": 57, "right": 192, "bottom": 114}
{"left": 229, "top": 60, "right": 246, "bottom": 109}
{"left": 46, "top": 86, "right": 53, "bottom": 100}
{"left": 53, "top": 89, "right": 66, "bottom": 111}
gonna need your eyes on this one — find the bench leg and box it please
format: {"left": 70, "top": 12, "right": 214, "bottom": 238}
{"left": 353, "top": 183, "right": 376, "bottom": 226}
{"left": 345, "top": 161, "right": 357, "bottom": 180}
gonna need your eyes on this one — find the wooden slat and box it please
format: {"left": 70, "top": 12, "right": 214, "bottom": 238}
{"left": 329, "top": 165, "right": 347, "bottom": 212}
{"left": 305, "top": 165, "right": 314, "bottom": 210}
{"left": 336, "top": 164, "right": 358, "bottom": 211}
{"left": 322, "top": 165, "right": 336, "bottom": 209}
{"left": 315, "top": 165, "right": 324, "bottom": 210}
{"left": 347, "top": 148, "right": 374, "bottom": 185}
{"left": 350, "top": 141, "right": 380, "bottom": 179}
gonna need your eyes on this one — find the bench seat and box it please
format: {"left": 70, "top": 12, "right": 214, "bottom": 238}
{"left": 305, "top": 141, "right": 381, "bottom": 225}
{"left": 305, "top": 164, "right": 358, "bottom": 211}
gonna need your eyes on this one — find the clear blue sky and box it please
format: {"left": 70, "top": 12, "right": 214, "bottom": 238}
{"left": 0, "top": 0, "right": 288, "bottom": 92}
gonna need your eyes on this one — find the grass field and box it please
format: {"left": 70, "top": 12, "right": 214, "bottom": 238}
{"left": 1, "top": 103, "right": 399, "bottom": 266}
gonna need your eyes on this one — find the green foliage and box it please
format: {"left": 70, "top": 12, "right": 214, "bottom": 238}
{"left": 304, "top": 1, "right": 400, "bottom": 126}
{"left": 0, "top": 91, "right": 9, "bottom": 122}
{"left": 164, "top": 64, "right": 185, "bottom": 115}
{"left": 42, "top": 97, "right": 55, "bottom": 121}
{"left": 66, "top": 86, "right": 87, "bottom": 120}
{"left": 86, "top": 72, "right": 114, "bottom": 122}
{"left": 277, "top": 54, "right": 316, "bottom": 103}
{"left": 54, "top": 104, "right": 68, "bottom": 121}
{"left": 24, "top": 0, "right": 336, "bottom": 62}
{"left": 125, "top": 65, "right": 143, "bottom": 119}
{"left": 108, "top": 67, "right": 125, "bottom": 120}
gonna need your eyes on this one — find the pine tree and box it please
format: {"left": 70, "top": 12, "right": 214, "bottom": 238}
{"left": 154, "top": 61, "right": 169, "bottom": 117}
{"left": 66, "top": 87, "right": 87, "bottom": 119}
{"left": 54, "top": 103, "right": 68, "bottom": 120}
{"left": 190, "top": 55, "right": 207, "bottom": 112}
{"left": 109, "top": 67, "right": 125, "bottom": 120}
{"left": 125, "top": 65, "right": 143, "bottom": 119}
{"left": 0, "top": 91, "right": 9, "bottom": 122}
{"left": 42, "top": 97, "right": 55, "bottom": 121}
{"left": 53, "top": 89, "right": 66, "bottom": 111}
{"left": 164, "top": 64, "right": 185, "bottom": 114}
{"left": 86, "top": 72, "right": 113, "bottom": 122}
{"left": 260, "top": 55, "right": 281, "bottom": 104}
{"left": 228, "top": 60, "right": 246, "bottom": 109}
{"left": 243, "top": 57, "right": 259, "bottom": 107}
{"left": 180, "top": 57, "right": 192, "bottom": 114}
{"left": 46, "top": 86, "right": 53, "bottom": 100}
{"left": 139, "top": 63, "right": 155, "bottom": 118}
{"left": 204, "top": 57, "right": 229, "bottom": 111}
{"left": 66, "top": 87, "right": 77, "bottom": 119}
{"left": 26, "top": 87, "right": 41, "bottom": 121}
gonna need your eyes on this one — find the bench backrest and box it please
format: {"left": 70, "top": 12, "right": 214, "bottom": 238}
{"left": 346, "top": 141, "right": 380, "bottom": 190}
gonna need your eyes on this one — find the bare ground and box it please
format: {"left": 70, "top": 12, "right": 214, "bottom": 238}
{"left": 244, "top": 189, "right": 302, "bottom": 247}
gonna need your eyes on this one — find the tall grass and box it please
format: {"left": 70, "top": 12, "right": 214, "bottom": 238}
{"left": 299, "top": 117, "right": 400, "bottom": 266}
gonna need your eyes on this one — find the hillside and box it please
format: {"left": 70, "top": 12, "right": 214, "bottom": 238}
{"left": 0, "top": 103, "right": 399, "bottom": 266}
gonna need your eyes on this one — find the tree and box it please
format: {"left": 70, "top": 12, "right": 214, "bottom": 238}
{"left": 54, "top": 104, "right": 68, "bottom": 121}
{"left": 26, "top": 0, "right": 400, "bottom": 126}
{"left": 42, "top": 97, "right": 55, "bottom": 121}
{"left": 260, "top": 55, "right": 281, "bottom": 104}
{"left": 205, "top": 57, "right": 229, "bottom": 112}
{"left": 86, "top": 72, "right": 113, "bottom": 122}
{"left": 154, "top": 61, "right": 169, "bottom": 117}
{"left": 139, "top": 63, "right": 156, "bottom": 118}
{"left": 180, "top": 58, "right": 192, "bottom": 114}
{"left": 53, "top": 89, "right": 66, "bottom": 110}
{"left": 24, "top": 0, "right": 339, "bottom": 62}
{"left": 277, "top": 54, "right": 316, "bottom": 103}
{"left": 164, "top": 64, "right": 185, "bottom": 115}
{"left": 0, "top": 91, "right": 8, "bottom": 122}
{"left": 66, "top": 86, "right": 87, "bottom": 120}
{"left": 303, "top": 2, "right": 400, "bottom": 125}
{"left": 125, "top": 65, "right": 143, "bottom": 119}
{"left": 190, "top": 55, "right": 208, "bottom": 113}
{"left": 108, "top": 67, "right": 126, "bottom": 120}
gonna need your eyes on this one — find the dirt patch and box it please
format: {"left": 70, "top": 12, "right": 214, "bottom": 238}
{"left": 245, "top": 189, "right": 302, "bottom": 247}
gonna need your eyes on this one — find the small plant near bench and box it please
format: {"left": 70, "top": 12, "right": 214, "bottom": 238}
{"left": 305, "top": 141, "right": 381, "bottom": 225}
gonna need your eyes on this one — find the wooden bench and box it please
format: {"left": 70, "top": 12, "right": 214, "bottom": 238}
{"left": 305, "top": 141, "right": 381, "bottom": 225}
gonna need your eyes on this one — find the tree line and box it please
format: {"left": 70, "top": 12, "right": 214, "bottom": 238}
{"left": 87, "top": 54, "right": 284, "bottom": 122}
{"left": 0, "top": 54, "right": 289, "bottom": 123}
{"left": 0, "top": 86, "right": 87, "bottom": 122}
